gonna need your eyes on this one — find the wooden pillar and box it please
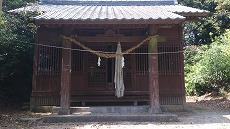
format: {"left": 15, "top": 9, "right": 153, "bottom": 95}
{"left": 148, "top": 25, "right": 162, "bottom": 114}
{"left": 58, "top": 26, "right": 72, "bottom": 115}
{"left": 30, "top": 33, "right": 39, "bottom": 111}
{"left": 179, "top": 24, "right": 186, "bottom": 108}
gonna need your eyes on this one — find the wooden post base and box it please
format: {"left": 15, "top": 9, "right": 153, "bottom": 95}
{"left": 58, "top": 109, "right": 72, "bottom": 115}
{"left": 149, "top": 107, "right": 162, "bottom": 114}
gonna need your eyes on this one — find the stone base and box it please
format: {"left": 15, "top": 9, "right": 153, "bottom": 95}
{"left": 149, "top": 107, "right": 162, "bottom": 114}
{"left": 30, "top": 105, "right": 186, "bottom": 113}
{"left": 53, "top": 106, "right": 150, "bottom": 114}
{"left": 161, "top": 105, "right": 185, "bottom": 112}
{"left": 31, "top": 106, "right": 54, "bottom": 113}
{"left": 43, "top": 113, "right": 178, "bottom": 123}
{"left": 58, "top": 109, "right": 72, "bottom": 115}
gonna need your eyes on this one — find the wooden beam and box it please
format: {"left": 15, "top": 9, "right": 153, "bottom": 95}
{"left": 148, "top": 25, "right": 162, "bottom": 114}
{"left": 77, "top": 36, "right": 166, "bottom": 43}
{"left": 45, "top": 24, "right": 148, "bottom": 28}
{"left": 156, "top": 25, "right": 174, "bottom": 29}
{"left": 177, "top": 12, "right": 209, "bottom": 17}
{"left": 39, "top": 36, "right": 167, "bottom": 43}
{"left": 185, "top": 17, "right": 200, "bottom": 21}
{"left": 45, "top": 24, "right": 175, "bottom": 29}
{"left": 58, "top": 26, "right": 72, "bottom": 115}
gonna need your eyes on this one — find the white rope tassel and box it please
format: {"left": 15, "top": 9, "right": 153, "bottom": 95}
{"left": 114, "top": 43, "right": 125, "bottom": 98}
{"left": 122, "top": 57, "right": 125, "bottom": 68}
{"left": 97, "top": 57, "right": 101, "bottom": 66}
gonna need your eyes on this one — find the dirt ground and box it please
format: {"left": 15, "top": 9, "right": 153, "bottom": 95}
{"left": 0, "top": 95, "right": 230, "bottom": 129}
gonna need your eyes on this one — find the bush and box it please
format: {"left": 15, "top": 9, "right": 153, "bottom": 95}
{"left": 0, "top": 12, "right": 35, "bottom": 107}
{"left": 185, "top": 30, "right": 230, "bottom": 96}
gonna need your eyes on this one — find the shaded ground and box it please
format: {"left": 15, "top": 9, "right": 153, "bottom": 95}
{"left": 0, "top": 95, "right": 230, "bottom": 129}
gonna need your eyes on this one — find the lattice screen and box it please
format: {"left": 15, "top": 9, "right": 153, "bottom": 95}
{"left": 123, "top": 52, "right": 132, "bottom": 88}
{"left": 87, "top": 47, "right": 107, "bottom": 88}
{"left": 71, "top": 45, "right": 84, "bottom": 75}
{"left": 135, "top": 45, "right": 149, "bottom": 75}
{"left": 135, "top": 44, "right": 181, "bottom": 75}
{"left": 158, "top": 44, "right": 181, "bottom": 75}
{"left": 37, "top": 43, "right": 62, "bottom": 75}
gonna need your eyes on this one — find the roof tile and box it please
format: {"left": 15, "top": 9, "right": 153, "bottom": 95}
{"left": 40, "top": 0, "right": 178, "bottom": 5}
{"left": 33, "top": 6, "right": 185, "bottom": 20}
{"left": 9, "top": 5, "right": 208, "bottom": 21}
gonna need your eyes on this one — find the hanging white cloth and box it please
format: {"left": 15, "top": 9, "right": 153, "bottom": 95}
{"left": 114, "top": 43, "right": 125, "bottom": 98}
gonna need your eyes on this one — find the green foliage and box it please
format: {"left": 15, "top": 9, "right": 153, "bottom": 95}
{"left": 182, "top": 0, "right": 230, "bottom": 95}
{"left": 0, "top": 12, "right": 35, "bottom": 79}
{"left": 0, "top": 1, "right": 37, "bottom": 106}
{"left": 185, "top": 30, "right": 230, "bottom": 95}
{"left": 3, "top": 0, "right": 36, "bottom": 10}
{"left": 0, "top": 0, "right": 3, "bottom": 24}
{"left": 180, "top": 0, "right": 230, "bottom": 45}
{"left": 215, "top": 0, "right": 230, "bottom": 12}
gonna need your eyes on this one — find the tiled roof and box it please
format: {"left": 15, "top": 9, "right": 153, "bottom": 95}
{"left": 9, "top": 5, "right": 208, "bottom": 20}
{"left": 151, "top": 5, "right": 209, "bottom": 15}
{"left": 10, "top": 4, "right": 208, "bottom": 13}
{"left": 33, "top": 5, "right": 185, "bottom": 20}
{"left": 9, "top": 0, "right": 208, "bottom": 23}
{"left": 40, "top": 0, "right": 178, "bottom": 5}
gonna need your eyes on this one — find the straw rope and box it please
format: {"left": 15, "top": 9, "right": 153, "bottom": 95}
{"left": 61, "top": 35, "right": 158, "bottom": 58}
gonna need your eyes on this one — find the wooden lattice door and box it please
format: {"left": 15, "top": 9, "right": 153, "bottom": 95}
{"left": 86, "top": 44, "right": 132, "bottom": 92}
{"left": 87, "top": 46, "right": 107, "bottom": 90}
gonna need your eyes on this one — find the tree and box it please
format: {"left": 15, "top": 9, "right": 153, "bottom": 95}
{"left": 3, "top": 0, "right": 35, "bottom": 10}
{"left": 0, "top": 0, "right": 36, "bottom": 108}
{"left": 215, "top": 0, "right": 230, "bottom": 12}
{"left": 0, "top": 0, "right": 2, "bottom": 24}
{"left": 179, "top": 0, "right": 230, "bottom": 45}
{"left": 185, "top": 30, "right": 230, "bottom": 95}
{"left": 181, "top": 0, "right": 230, "bottom": 95}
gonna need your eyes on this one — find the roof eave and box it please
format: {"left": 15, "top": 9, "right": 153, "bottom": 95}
{"left": 177, "top": 12, "right": 209, "bottom": 17}
{"left": 35, "top": 19, "right": 186, "bottom": 25}
{"left": 176, "top": 12, "right": 209, "bottom": 21}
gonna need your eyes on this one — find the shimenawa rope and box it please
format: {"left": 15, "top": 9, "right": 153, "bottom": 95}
{"left": 61, "top": 35, "right": 158, "bottom": 58}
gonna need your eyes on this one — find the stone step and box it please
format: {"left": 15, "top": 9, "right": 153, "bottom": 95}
{"left": 43, "top": 112, "right": 179, "bottom": 123}
{"left": 53, "top": 106, "right": 150, "bottom": 114}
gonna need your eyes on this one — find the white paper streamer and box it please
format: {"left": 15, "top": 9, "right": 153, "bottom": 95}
{"left": 97, "top": 57, "right": 101, "bottom": 66}
{"left": 122, "top": 57, "right": 125, "bottom": 68}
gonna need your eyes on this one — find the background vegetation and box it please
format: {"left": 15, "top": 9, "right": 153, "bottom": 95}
{"left": 0, "top": 0, "right": 35, "bottom": 109}
{"left": 181, "top": 0, "right": 230, "bottom": 96}
{"left": 0, "top": 0, "right": 229, "bottom": 109}
{"left": 184, "top": 31, "right": 230, "bottom": 95}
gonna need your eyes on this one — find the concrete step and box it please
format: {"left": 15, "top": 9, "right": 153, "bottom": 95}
{"left": 53, "top": 106, "right": 150, "bottom": 114}
{"left": 43, "top": 112, "right": 179, "bottom": 123}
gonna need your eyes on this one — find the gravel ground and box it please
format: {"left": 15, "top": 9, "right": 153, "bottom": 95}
{"left": 0, "top": 95, "right": 230, "bottom": 129}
